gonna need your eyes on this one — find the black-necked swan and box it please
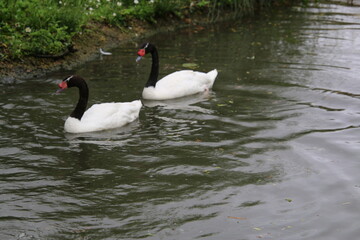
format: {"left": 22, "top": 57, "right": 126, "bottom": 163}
{"left": 136, "top": 43, "right": 218, "bottom": 100}
{"left": 57, "top": 75, "right": 142, "bottom": 133}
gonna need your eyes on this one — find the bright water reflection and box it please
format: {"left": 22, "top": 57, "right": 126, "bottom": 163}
{"left": 1, "top": 2, "right": 360, "bottom": 239}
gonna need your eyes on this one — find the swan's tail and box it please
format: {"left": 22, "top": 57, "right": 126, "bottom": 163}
{"left": 129, "top": 100, "right": 143, "bottom": 117}
{"left": 207, "top": 69, "right": 218, "bottom": 87}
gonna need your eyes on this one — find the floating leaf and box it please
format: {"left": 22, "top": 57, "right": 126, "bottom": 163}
{"left": 253, "top": 227, "right": 262, "bottom": 231}
{"left": 18, "top": 233, "right": 26, "bottom": 238}
{"left": 285, "top": 198, "right": 293, "bottom": 202}
{"left": 182, "top": 63, "right": 199, "bottom": 69}
{"left": 282, "top": 225, "right": 293, "bottom": 230}
{"left": 281, "top": 226, "right": 293, "bottom": 230}
{"left": 228, "top": 216, "right": 247, "bottom": 220}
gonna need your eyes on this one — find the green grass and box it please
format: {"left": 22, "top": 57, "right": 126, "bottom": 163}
{"left": 0, "top": 0, "right": 299, "bottom": 61}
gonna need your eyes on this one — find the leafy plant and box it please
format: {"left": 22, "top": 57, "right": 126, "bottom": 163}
{"left": 0, "top": 0, "right": 299, "bottom": 60}
{"left": 25, "top": 23, "right": 71, "bottom": 56}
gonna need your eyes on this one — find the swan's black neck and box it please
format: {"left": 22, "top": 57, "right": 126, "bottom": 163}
{"left": 70, "top": 78, "right": 88, "bottom": 120}
{"left": 146, "top": 46, "right": 159, "bottom": 88}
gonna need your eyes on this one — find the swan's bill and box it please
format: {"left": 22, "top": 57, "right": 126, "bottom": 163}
{"left": 136, "top": 56, "right": 142, "bottom": 62}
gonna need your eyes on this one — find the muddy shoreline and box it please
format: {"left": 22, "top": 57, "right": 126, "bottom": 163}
{"left": 0, "top": 14, "right": 219, "bottom": 82}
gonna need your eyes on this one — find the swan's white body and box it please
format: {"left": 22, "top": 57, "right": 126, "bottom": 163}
{"left": 142, "top": 69, "right": 218, "bottom": 100}
{"left": 64, "top": 100, "right": 142, "bottom": 133}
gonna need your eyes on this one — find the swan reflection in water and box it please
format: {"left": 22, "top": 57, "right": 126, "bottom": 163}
{"left": 142, "top": 90, "right": 215, "bottom": 114}
{"left": 64, "top": 119, "right": 140, "bottom": 148}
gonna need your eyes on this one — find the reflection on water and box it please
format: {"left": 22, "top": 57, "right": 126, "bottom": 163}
{"left": 142, "top": 91, "right": 214, "bottom": 113}
{"left": 2, "top": 2, "right": 360, "bottom": 240}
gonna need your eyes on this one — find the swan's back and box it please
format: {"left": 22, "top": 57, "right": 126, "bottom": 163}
{"left": 142, "top": 69, "right": 218, "bottom": 100}
{"left": 64, "top": 100, "right": 142, "bottom": 133}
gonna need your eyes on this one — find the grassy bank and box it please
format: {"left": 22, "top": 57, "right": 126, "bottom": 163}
{"left": 0, "top": 0, "right": 301, "bottom": 61}
{"left": 0, "top": 0, "right": 304, "bottom": 80}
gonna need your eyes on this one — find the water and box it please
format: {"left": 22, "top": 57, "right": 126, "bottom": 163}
{"left": 2, "top": 2, "right": 360, "bottom": 239}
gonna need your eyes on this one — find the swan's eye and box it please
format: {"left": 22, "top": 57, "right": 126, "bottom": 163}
{"left": 137, "top": 49, "right": 146, "bottom": 56}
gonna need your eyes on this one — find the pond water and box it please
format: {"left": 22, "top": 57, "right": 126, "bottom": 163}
{"left": 1, "top": 2, "right": 360, "bottom": 239}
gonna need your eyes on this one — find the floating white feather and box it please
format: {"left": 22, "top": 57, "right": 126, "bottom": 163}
{"left": 99, "top": 48, "right": 112, "bottom": 55}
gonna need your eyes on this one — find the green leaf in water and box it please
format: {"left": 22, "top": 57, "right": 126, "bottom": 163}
{"left": 182, "top": 63, "right": 199, "bottom": 69}
{"left": 282, "top": 225, "right": 293, "bottom": 230}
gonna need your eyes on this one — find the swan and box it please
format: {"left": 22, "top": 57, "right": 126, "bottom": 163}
{"left": 57, "top": 75, "right": 142, "bottom": 133}
{"left": 136, "top": 43, "right": 218, "bottom": 100}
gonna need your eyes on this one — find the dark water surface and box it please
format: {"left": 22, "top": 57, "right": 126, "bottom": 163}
{"left": 2, "top": 2, "right": 360, "bottom": 239}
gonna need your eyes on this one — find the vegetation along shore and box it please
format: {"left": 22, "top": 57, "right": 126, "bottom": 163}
{"left": 0, "top": 0, "right": 300, "bottom": 81}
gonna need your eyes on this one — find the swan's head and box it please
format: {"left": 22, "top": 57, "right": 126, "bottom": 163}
{"left": 57, "top": 75, "right": 80, "bottom": 93}
{"left": 136, "top": 42, "right": 151, "bottom": 62}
